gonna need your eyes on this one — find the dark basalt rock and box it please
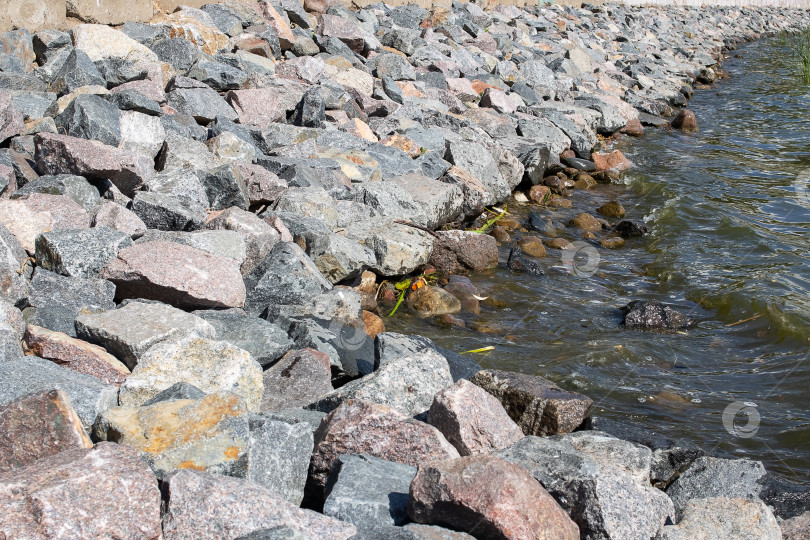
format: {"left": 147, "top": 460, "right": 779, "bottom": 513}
{"left": 507, "top": 246, "right": 544, "bottom": 276}
{"left": 620, "top": 300, "right": 695, "bottom": 330}
{"left": 615, "top": 220, "right": 649, "bottom": 238}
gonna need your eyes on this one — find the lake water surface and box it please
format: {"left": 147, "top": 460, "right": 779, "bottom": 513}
{"left": 388, "top": 37, "right": 810, "bottom": 483}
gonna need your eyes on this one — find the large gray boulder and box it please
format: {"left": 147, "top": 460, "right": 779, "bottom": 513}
{"left": 248, "top": 415, "right": 314, "bottom": 506}
{"left": 35, "top": 226, "right": 132, "bottom": 278}
{"left": 195, "top": 309, "right": 293, "bottom": 368}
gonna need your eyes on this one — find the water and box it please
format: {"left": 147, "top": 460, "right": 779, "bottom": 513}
{"left": 387, "top": 38, "right": 810, "bottom": 483}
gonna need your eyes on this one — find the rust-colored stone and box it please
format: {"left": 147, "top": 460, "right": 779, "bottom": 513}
{"left": 23, "top": 325, "right": 130, "bottom": 386}
{"left": 362, "top": 310, "right": 385, "bottom": 339}
{"left": 0, "top": 389, "right": 92, "bottom": 473}
{"left": 671, "top": 109, "right": 698, "bottom": 131}
{"left": 591, "top": 150, "right": 633, "bottom": 173}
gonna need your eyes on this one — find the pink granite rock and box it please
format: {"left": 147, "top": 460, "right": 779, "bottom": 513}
{"left": 309, "top": 400, "right": 460, "bottom": 490}
{"left": 0, "top": 442, "right": 162, "bottom": 539}
{"left": 34, "top": 133, "right": 153, "bottom": 197}
{"left": 232, "top": 161, "right": 288, "bottom": 206}
{"left": 317, "top": 14, "right": 365, "bottom": 53}
{"left": 408, "top": 456, "right": 580, "bottom": 540}
{"left": 226, "top": 89, "right": 286, "bottom": 128}
{"left": 0, "top": 389, "right": 92, "bottom": 473}
{"left": 0, "top": 194, "right": 90, "bottom": 254}
{"left": 99, "top": 241, "right": 246, "bottom": 309}
{"left": 162, "top": 469, "right": 356, "bottom": 540}
{"left": 428, "top": 379, "right": 524, "bottom": 456}
{"left": 0, "top": 91, "right": 23, "bottom": 144}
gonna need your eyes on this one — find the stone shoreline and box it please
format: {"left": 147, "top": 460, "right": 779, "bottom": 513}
{"left": 0, "top": 1, "right": 808, "bottom": 539}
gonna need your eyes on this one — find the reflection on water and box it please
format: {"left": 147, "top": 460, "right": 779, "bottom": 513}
{"left": 387, "top": 38, "right": 810, "bottom": 482}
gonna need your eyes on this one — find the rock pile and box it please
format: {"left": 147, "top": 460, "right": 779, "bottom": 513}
{"left": 0, "top": 1, "right": 808, "bottom": 538}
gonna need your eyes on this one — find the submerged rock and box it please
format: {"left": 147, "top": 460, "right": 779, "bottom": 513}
{"left": 621, "top": 301, "right": 695, "bottom": 331}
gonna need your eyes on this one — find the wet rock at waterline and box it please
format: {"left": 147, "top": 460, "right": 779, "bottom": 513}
{"left": 507, "top": 246, "right": 545, "bottom": 276}
{"left": 621, "top": 301, "right": 696, "bottom": 331}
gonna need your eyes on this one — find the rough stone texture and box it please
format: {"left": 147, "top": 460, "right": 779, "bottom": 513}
{"left": 130, "top": 192, "right": 207, "bottom": 232}
{"left": 0, "top": 194, "right": 89, "bottom": 254}
{"left": 23, "top": 325, "right": 130, "bottom": 386}
{"left": 497, "top": 432, "right": 675, "bottom": 540}
{"left": 324, "top": 454, "right": 416, "bottom": 528}
{"left": 0, "top": 223, "right": 28, "bottom": 306}
{"left": 657, "top": 497, "right": 780, "bottom": 540}
{"left": 308, "top": 349, "right": 453, "bottom": 417}
{"left": 0, "top": 442, "right": 162, "bottom": 540}
{"left": 429, "top": 230, "right": 499, "bottom": 275}
{"left": 621, "top": 301, "right": 695, "bottom": 330}
{"left": 374, "top": 332, "right": 482, "bottom": 383}
{"left": 470, "top": 369, "right": 593, "bottom": 436}
{"left": 592, "top": 150, "right": 633, "bottom": 173}
{"left": 244, "top": 241, "right": 332, "bottom": 315}
{"left": 782, "top": 510, "right": 810, "bottom": 540}
{"left": 161, "top": 469, "right": 356, "bottom": 540}
{"left": 119, "top": 336, "right": 263, "bottom": 412}
{"left": 95, "top": 391, "right": 250, "bottom": 480}
{"left": 119, "top": 110, "right": 166, "bottom": 158}
{"left": 665, "top": 457, "right": 766, "bottom": 519}
{"left": 75, "top": 300, "right": 215, "bottom": 370}
{"left": 55, "top": 93, "right": 121, "bottom": 147}
{"left": 12, "top": 174, "right": 101, "bottom": 211}
{"left": 0, "top": 389, "right": 92, "bottom": 474}
{"left": 204, "top": 206, "right": 282, "bottom": 275}
{"left": 428, "top": 379, "right": 524, "bottom": 457}
{"left": 35, "top": 226, "right": 132, "bottom": 278}
{"left": 226, "top": 88, "right": 286, "bottom": 128}
{"left": 91, "top": 202, "right": 148, "bottom": 238}
{"left": 34, "top": 132, "right": 153, "bottom": 197}
{"left": 345, "top": 220, "right": 434, "bottom": 277}
{"left": 195, "top": 310, "right": 293, "bottom": 368}
{"left": 0, "top": 354, "right": 118, "bottom": 427}
{"left": 155, "top": 9, "right": 230, "bottom": 55}
{"left": 406, "top": 285, "right": 462, "bottom": 318}
{"left": 260, "top": 348, "right": 333, "bottom": 413}
{"left": 408, "top": 456, "right": 579, "bottom": 540}
{"left": 100, "top": 241, "right": 247, "bottom": 309}
{"left": 309, "top": 400, "right": 460, "bottom": 491}
{"left": 248, "top": 415, "right": 314, "bottom": 505}
{"left": 167, "top": 85, "right": 239, "bottom": 124}
{"left": 24, "top": 268, "right": 115, "bottom": 337}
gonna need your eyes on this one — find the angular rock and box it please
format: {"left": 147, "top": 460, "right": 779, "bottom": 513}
{"left": 309, "top": 400, "right": 460, "bottom": 491}
{"left": 95, "top": 391, "right": 250, "bottom": 479}
{"left": 0, "top": 194, "right": 89, "bottom": 254}
{"left": 345, "top": 220, "right": 434, "bottom": 277}
{"left": 35, "top": 226, "right": 132, "bottom": 278}
{"left": 55, "top": 93, "right": 121, "bottom": 147}
{"left": 22, "top": 325, "right": 130, "bottom": 386}
{"left": 48, "top": 48, "right": 106, "bottom": 96}
{"left": 119, "top": 110, "right": 166, "bottom": 158}
{"left": 226, "top": 88, "right": 286, "bottom": 128}
{"left": 24, "top": 268, "right": 115, "bottom": 337}
{"left": 0, "top": 91, "right": 23, "bottom": 144}
{"left": 621, "top": 301, "right": 695, "bottom": 330}
{"left": 429, "top": 230, "right": 498, "bottom": 275}
{"left": 317, "top": 14, "right": 365, "bottom": 53}
{"left": 248, "top": 415, "right": 314, "bottom": 505}
{"left": 197, "top": 164, "right": 250, "bottom": 211}
{"left": 100, "top": 241, "right": 246, "bottom": 309}
{"left": 161, "top": 469, "right": 356, "bottom": 540}
{"left": 244, "top": 241, "right": 332, "bottom": 315}
{"left": 11, "top": 174, "right": 101, "bottom": 211}
{"left": 374, "top": 332, "right": 481, "bottom": 383}
{"left": 75, "top": 300, "right": 215, "bottom": 369}
{"left": 205, "top": 206, "right": 282, "bottom": 275}
{"left": 324, "top": 454, "right": 416, "bottom": 528}
{"left": 167, "top": 85, "right": 238, "bottom": 124}
{"left": 91, "top": 201, "right": 147, "bottom": 238}
{"left": 0, "top": 356, "right": 118, "bottom": 430}
{"left": 0, "top": 223, "right": 31, "bottom": 306}
{"left": 292, "top": 86, "right": 325, "bottom": 128}
{"left": 119, "top": 335, "right": 263, "bottom": 411}
{"left": 657, "top": 497, "right": 780, "bottom": 540}
{"left": 782, "top": 511, "right": 810, "bottom": 540}
{"left": 195, "top": 309, "right": 293, "bottom": 368}
{"left": 428, "top": 379, "right": 524, "bottom": 457}
{"left": 34, "top": 132, "right": 153, "bottom": 197}
{"left": 0, "top": 389, "right": 92, "bottom": 474}
{"left": 308, "top": 349, "right": 453, "bottom": 417}
{"left": 408, "top": 456, "right": 579, "bottom": 540}
{"left": 71, "top": 23, "right": 158, "bottom": 63}
{"left": 260, "top": 348, "right": 333, "bottom": 413}
{"left": 188, "top": 59, "right": 248, "bottom": 91}
{"left": 470, "top": 369, "right": 592, "bottom": 436}
{"left": 666, "top": 456, "right": 766, "bottom": 519}
{"left": 0, "top": 442, "right": 161, "bottom": 540}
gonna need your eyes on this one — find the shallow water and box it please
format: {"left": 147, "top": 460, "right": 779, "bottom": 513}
{"left": 387, "top": 38, "right": 810, "bottom": 482}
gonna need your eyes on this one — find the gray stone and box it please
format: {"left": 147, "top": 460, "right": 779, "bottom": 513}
{"left": 656, "top": 497, "right": 780, "bottom": 540}
{"left": 167, "top": 86, "right": 238, "bottom": 124}
{"left": 151, "top": 39, "right": 202, "bottom": 74}
{"left": 345, "top": 220, "right": 434, "bottom": 277}
{"left": 402, "top": 524, "right": 475, "bottom": 539}
{"left": 516, "top": 116, "right": 570, "bottom": 158}
{"left": 665, "top": 457, "right": 766, "bottom": 520}
{"left": 267, "top": 408, "right": 327, "bottom": 435}
{"left": 75, "top": 300, "right": 216, "bottom": 369}
{"left": 32, "top": 30, "right": 71, "bottom": 65}
{"left": 195, "top": 309, "right": 293, "bottom": 368}
{"left": 248, "top": 415, "right": 314, "bottom": 505}
{"left": 197, "top": 164, "right": 250, "bottom": 211}
{"left": 308, "top": 349, "right": 453, "bottom": 417}
{"left": 143, "top": 381, "right": 206, "bottom": 406}
{"left": 324, "top": 454, "right": 416, "bottom": 528}
{"left": 92, "top": 58, "right": 147, "bottom": 88}
{"left": 497, "top": 432, "right": 674, "bottom": 540}
{"left": 24, "top": 268, "right": 116, "bottom": 337}
{"left": 35, "top": 226, "right": 132, "bottom": 278}
{"left": 273, "top": 187, "right": 339, "bottom": 229}
{"left": 147, "top": 167, "right": 210, "bottom": 210}
{"left": 9, "top": 90, "right": 57, "bottom": 121}
{"left": 542, "top": 109, "right": 596, "bottom": 159}
{"left": 0, "top": 223, "right": 32, "bottom": 306}
{"left": 0, "top": 356, "right": 117, "bottom": 430}
{"left": 131, "top": 191, "right": 207, "bottom": 232}
{"left": 371, "top": 53, "right": 415, "bottom": 81}
{"left": 310, "top": 233, "right": 375, "bottom": 284}
{"left": 54, "top": 93, "right": 121, "bottom": 147}
{"left": 244, "top": 241, "right": 332, "bottom": 316}
{"left": 260, "top": 348, "right": 333, "bottom": 413}
{"left": 134, "top": 230, "right": 246, "bottom": 265}
{"left": 0, "top": 73, "right": 47, "bottom": 92}
{"left": 293, "top": 87, "right": 325, "bottom": 128}
{"left": 11, "top": 174, "right": 101, "bottom": 211}
{"left": 91, "top": 201, "right": 147, "bottom": 238}
{"left": 188, "top": 59, "right": 248, "bottom": 91}
{"left": 445, "top": 140, "right": 508, "bottom": 205}
{"left": 49, "top": 49, "right": 106, "bottom": 96}
{"left": 157, "top": 132, "right": 223, "bottom": 174}
{"left": 204, "top": 206, "right": 281, "bottom": 275}
{"left": 118, "top": 110, "right": 166, "bottom": 159}
{"left": 108, "top": 89, "right": 162, "bottom": 116}
{"left": 201, "top": 4, "right": 246, "bottom": 36}
{"left": 374, "top": 332, "right": 480, "bottom": 382}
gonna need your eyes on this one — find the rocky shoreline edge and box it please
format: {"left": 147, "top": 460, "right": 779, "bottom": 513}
{"left": 0, "top": 1, "right": 808, "bottom": 539}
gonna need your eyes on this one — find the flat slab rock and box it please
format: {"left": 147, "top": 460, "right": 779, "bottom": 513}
{"left": 470, "top": 369, "right": 593, "bottom": 436}
{"left": 408, "top": 455, "right": 579, "bottom": 540}
{"left": 162, "top": 469, "right": 356, "bottom": 540}
{"left": 0, "top": 389, "right": 92, "bottom": 474}
{"left": 95, "top": 391, "right": 250, "bottom": 480}
{"left": 0, "top": 442, "right": 162, "bottom": 540}
{"left": 100, "top": 241, "right": 247, "bottom": 310}
{"left": 309, "top": 400, "right": 460, "bottom": 491}
{"left": 260, "top": 348, "right": 333, "bottom": 413}
{"left": 657, "top": 497, "right": 781, "bottom": 540}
